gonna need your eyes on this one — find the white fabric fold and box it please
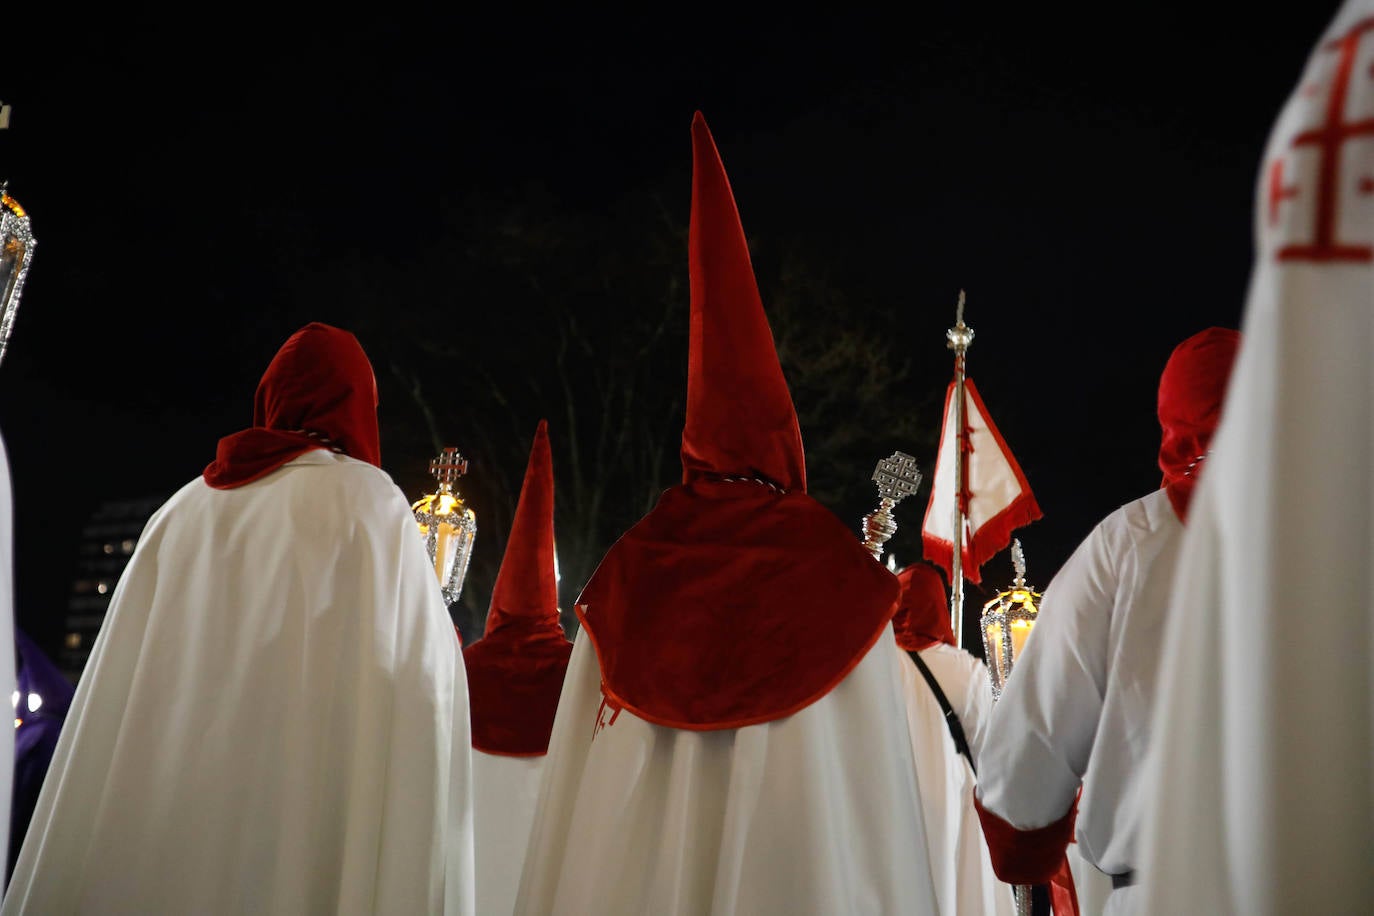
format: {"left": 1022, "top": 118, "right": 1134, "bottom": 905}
{"left": 1139, "top": 3, "right": 1374, "bottom": 910}
{"left": 515, "top": 627, "right": 940, "bottom": 915}
{"left": 2, "top": 451, "right": 474, "bottom": 915}
{"left": 897, "top": 643, "right": 1014, "bottom": 916}
{"left": 473, "top": 751, "right": 544, "bottom": 916}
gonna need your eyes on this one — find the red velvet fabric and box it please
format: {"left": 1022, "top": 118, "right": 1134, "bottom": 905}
{"left": 973, "top": 792, "right": 1077, "bottom": 885}
{"left": 577, "top": 479, "right": 899, "bottom": 729}
{"left": 891, "top": 561, "right": 955, "bottom": 652}
{"left": 680, "top": 112, "right": 806, "bottom": 493}
{"left": 464, "top": 421, "right": 572, "bottom": 756}
{"left": 204, "top": 322, "right": 381, "bottom": 489}
{"left": 1157, "top": 327, "right": 1241, "bottom": 522}
{"left": 464, "top": 636, "right": 571, "bottom": 756}
{"left": 575, "top": 113, "right": 899, "bottom": 730}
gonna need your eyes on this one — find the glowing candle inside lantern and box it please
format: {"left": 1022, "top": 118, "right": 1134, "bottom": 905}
{"left": 431, "top": 493, "right": 460, "bottom": 582}
{"left": 1010, "top": 617, "right": 1033, "bottom": 661}
{"left": 986, "top": 621, "right": 1005, "bottom": 674}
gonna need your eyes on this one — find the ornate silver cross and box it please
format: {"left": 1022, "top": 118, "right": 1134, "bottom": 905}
{"left": 862, "top": 451, "right": 922, "bottom": 561}
{"left": 429, "top": 448, "right": 469, "bottom": 490}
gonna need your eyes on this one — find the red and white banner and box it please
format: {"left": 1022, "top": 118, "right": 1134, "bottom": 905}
{"left": 921, "top": 378, "right": 1040, "bottom": 585}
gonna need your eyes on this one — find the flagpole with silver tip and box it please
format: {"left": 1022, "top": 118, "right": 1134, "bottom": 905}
{"left": 946, "top": 290, "right": 974, "bottom": 648}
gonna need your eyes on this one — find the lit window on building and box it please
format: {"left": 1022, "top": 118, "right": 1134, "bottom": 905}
{"left": 102, "top": 543, "right": 115, "bottom": 555}
{"left": 121, "top": 539, "right": 135, "bottom": 554}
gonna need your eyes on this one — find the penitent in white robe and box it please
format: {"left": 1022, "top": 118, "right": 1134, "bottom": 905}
{"left": 896, "top": 643, "right": 1014, "bottom": 916}
{"left": 1138, "top": 2, "right": 1374, "bottom": 911}
{"left": 473, "top": 751, "right": 545, "bottom": 916}
{"left": 514, "top": 627, "right": 939, "bottom": 916}
{"left": 978, "top": 487, "right": 1184, "bottom": 916}
{"left": 1, "top": 450, "right": 474, "bottom": 915}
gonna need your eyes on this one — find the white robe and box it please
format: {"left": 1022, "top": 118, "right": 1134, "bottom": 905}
{"left": 977, "top": 487, "right": 1184, "bottom": 916}
{"left": 1138, "top": 2, "right": 1374, "bottom": 911}
{"left": 896, "top": 643, "right": 1014, "bottom": 916}
{"left": 1064, "top": 842, "right": 1113, "bottom": 916}
{"left": 1, "top": 450, "right": 475, "bottom": 915}
{"left": 473, "top": 751, "right": 544, "bottom": 916}
{"left": 514, "top": 627, "right": 940, "bottom": 915}
{"left": 0, "top": 434, "right": 16, "bottom": 871}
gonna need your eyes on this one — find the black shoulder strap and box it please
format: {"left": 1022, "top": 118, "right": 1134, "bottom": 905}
{"left": 907, "top": 650, "right": 977, "bottom": 776}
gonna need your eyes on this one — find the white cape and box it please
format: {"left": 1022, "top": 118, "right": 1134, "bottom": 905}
{"left": 514, "top": 627, "right": 940, "bottom": 915}
{"left": 896, "top": 644, "right": 1014, "bottom": 916}
{"left": 1138, "top": 1, "right": 1374, "bottom": 912}
{"left": 0, "top": 434, "right": 16, "bottom": 871}
{"left": 473, "top": 751, "right": 544, "bottom": 916}
{"left": 2, "top": 451, "right": 474, "bottom": 915}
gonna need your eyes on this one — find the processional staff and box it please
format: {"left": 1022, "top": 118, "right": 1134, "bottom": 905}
{"left": 945, "top": 290, "right": 974, "bottom": 646}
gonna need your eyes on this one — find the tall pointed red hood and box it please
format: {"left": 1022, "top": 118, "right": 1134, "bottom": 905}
{"left": 463, "top": 420, "right": 572, "bottom": 756}
{"left": 682, "top": 112, "right": 807, "bottom": 491}
{"left": 204, "top": 322, "right": 381, "bottom": 489}
{"left": 574, "top": 113, "right": 899, "bottom": 731}
{"left": 483, "top": 419, "right": 562, "bottom": 637}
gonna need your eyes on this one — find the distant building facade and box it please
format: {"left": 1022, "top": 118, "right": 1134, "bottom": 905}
{"left": 60, "top": 496, "right": 165, "bottom": 683}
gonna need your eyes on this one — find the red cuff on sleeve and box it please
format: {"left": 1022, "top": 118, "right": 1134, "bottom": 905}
{"left": 973, "top": 793, "right": 1077, "bottom": 885}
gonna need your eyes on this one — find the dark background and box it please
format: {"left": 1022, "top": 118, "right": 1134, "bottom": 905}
{"left": 0, "top": 7, "right": 1343, "bottom": 661}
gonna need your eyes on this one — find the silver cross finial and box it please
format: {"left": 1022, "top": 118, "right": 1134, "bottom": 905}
{"left": 872, "top": 451, "right": 922, "bottom": 502}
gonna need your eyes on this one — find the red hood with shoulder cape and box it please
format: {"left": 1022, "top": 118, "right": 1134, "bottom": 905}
{"left": 204, "top": 322, "right": 381, "bottom": 488}
{"left": 463, "top": 420, "right": 573, "bottom": 755}
{"left": 573, "top": 113, "right": 899, "bottom": 730}
{"left": 891, "top": 562, "right": 956, "bottom": 652}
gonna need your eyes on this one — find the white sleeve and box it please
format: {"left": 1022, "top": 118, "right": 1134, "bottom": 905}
{"left": 975, "top": 519, "right": 1114, "bottom": 828}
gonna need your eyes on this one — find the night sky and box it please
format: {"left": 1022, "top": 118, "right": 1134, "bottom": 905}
{"left": 0, "top": 7, "right": 1344, "bottom": 662}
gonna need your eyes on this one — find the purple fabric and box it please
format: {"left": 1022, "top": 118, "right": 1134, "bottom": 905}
{"left": 9, "top": 630, "right": 73, "bottom": 882}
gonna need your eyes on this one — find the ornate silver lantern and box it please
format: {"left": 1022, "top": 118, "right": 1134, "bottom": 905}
{"left": 411, "top": 447, "right": 477, "bottom": 606}
{"left": 0, "top": 186, "right": 36, "bottom": 367}
{"left": 980, "top": 538, "right": 1042, "bottom": 701}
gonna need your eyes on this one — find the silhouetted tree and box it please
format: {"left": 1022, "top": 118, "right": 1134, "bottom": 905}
{"left": 285, "top": 184, "right": 939, "bottom": 640}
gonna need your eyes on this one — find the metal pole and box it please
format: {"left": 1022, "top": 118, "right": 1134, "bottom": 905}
{"left": 945, "top": 291, "right": 974, "bottom": 648}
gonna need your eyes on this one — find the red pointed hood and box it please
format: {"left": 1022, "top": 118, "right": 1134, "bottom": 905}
{"left": 484, "top": 419, "right": 562, "bottom": 637}
{"left": 573, "top": 113, "right": 899, "bottom": 731}
{"left": 204, "top": 322, "right": 381, "bottom": 489}
{"left": 463, "top": 420, "right": 572, "bottom": 756}
{"left": 892, "top": 562, "right": 956, "bottom": 652}
{"left": 1157, "top": 327, "right": 1241, "bottom": 522}
{"left": 681, "top": 112, "right": 807, "bottom": 492}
